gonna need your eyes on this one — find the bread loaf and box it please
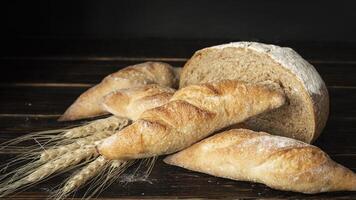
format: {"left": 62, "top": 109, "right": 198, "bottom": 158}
{"left": 59, "top": 62, "right": 180, "bottom": 121}
{"left": 180, "top": 42, "right": 329, "bottom": 143}
{"left": 164, "top": 129, "right": 356, "bottom": 194}
{"left": 98, "top": 80, "right": 285, "bottom": 160}
{"left": 102, "top": 84, "right": 176, "bottom": 120}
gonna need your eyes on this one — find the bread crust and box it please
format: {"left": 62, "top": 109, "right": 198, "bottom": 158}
{"left": 180, "top": 42, "right": 329, "bottom": 142}
{"left": 102, "top": 84, "right": 175, "bottom": 120}
{"left": 59, "top": 62, "right": 179, "bottom": 121}
{"left": 164, "top": 129, "right": 356, "bottom": 194}
{"left": 98, "top": 80, "right": 285, "bottom": 160}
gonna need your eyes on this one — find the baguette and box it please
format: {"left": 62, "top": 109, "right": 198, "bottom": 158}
{"left": 164, "top": 129, "right": 356, "bottom": 194}
{"left": 180, "top": 42, "right": 329, "bottom": 143}
{"left": 102, "top": 84, "right": 176, "bottom": 120}
{"left": 98, "top": 80, "right": 285, "bottom": 160}
{"left": 0, "top": 84, "right": 176, "bottom": 197}
{"left": 59, "top": 62, "right": 180, "bottom": 121}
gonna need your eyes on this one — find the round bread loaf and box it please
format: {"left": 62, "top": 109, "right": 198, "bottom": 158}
{"left": 180, "top": 42, "right": 329, "bottom": 143}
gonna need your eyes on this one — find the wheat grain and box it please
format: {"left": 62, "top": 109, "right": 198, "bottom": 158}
{"left": 62, "top": 156, "right": 108, "bottom": 194}
{"left": 82, "top": 159, "right": 132, "bottom": 199}
{"left": 40, "top": 143, "right": 81, "bottom": 162}
{"left": 51, "top": 158, "right": 131, "bottom": 200}
{"left": 63, "top": 116, "right": 129, "bottom": 139}
{"left": 40, "top": 130, "right": 118, "bottom": 162}
{"left": 28, "top": 146, "right": 97, "bottom": 183}
{"left": 0, "top": 145, "right": 97, "bottom": 197}
{"left": 0, "top": 116, "right": 131, "bottom": 197}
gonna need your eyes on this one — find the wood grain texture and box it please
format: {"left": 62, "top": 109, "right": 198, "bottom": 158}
{"left": 0, "top": 43, "right": 355, "bottom": 199}
{"left": 2, "top": 39, "right": 356, "bottom": 62}
{"left": 1, "top": 59, "right": 356, "bottom": 88}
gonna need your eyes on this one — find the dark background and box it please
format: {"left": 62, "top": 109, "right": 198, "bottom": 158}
{"left": 1, "top": 0, "right": 356, "bottom": 82}
{"left": 1, "top": 0, "right": 356, "bottom": 42}
{"left": 1, "top": 0, "right": 356, "bottom": 58}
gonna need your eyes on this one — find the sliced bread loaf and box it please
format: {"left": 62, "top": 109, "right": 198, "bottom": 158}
{"left": 180, "top": 42, "right": 329, "bottom": 143}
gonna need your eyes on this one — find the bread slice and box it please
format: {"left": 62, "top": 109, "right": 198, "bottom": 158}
{"left": 164, "top": 129, "right": 356, "bottom": 194}
{"left": 180, "top": 42, "right": 329, "bottom": 143}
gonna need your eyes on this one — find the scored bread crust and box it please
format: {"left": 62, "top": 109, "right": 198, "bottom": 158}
{"left": 102, "top": 84, "right": 176, "bottom": 120}
{"left": 180, "top": 42, "right": 329, "bottom": 143}
{"left": 98, "top": 80, "right": 285, "bottom": 160}
{"left": 59, "top": 62, "right": 180, "bottom": 121}
{"left": 164, "top": 129, "right": 356, "bottom": 194}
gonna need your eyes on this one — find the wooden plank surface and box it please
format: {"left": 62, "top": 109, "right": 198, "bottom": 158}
{"left": 0, "top": 43, "right": 356, "bottom": 199}
{"left": 3, "top": 39, "right": 356, "bottom": 62}
{"left": 1, "top": 59, "right": 356, "bottom": 87}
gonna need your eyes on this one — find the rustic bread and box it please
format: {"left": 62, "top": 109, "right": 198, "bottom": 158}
{"left": 164, "top": 129, "right": 356, "bottom": 194}
{"left": 59, "top": 62, "right": 180, "bottom": 121}
{"left": 102, "top": 84, "right": 176, "bottom": 120}
{"left": 98, "top": 80, "right": 285, "bottom": 160}
{"left": 180, "top": 42, "right": 329, "bottom": 143}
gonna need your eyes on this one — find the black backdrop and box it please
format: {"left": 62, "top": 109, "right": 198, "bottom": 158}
{"left": 1, "top": 0, "right": 356, "bottom": 58}
{"left": 1, "top": 0, "right": 356, "bottom": 42}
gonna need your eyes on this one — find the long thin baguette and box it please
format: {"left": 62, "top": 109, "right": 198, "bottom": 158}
{"left": 59, "top": 62, "right": 180, "bottom": 121}
{"left": 164, "top": 129, "right": 356, "bottom": 194}
{"left": 98, "top": 80, "right": 285, "bottom": 160}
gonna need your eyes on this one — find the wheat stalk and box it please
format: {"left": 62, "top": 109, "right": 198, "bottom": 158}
{"left": 40, "top": 143, "right": 81, "bottom": 162}
{"left": 41, "top": 130, "right": 120, "bottom": 162}
{"left": 62, "top": 156, "right": 108, "bottom": 194}
{"left": 28, "top": 146, "right": 97, "bottom": 183}
{"left": 63, "top": 116, "right": 129, "bottom": 139}
{"left": 63, "top": 158, "right": 127, "bottom": 194}
{"left": 40, "top": 116, "right": 129, "bottom": 162}
{"left": 81, "top": 159, "right": 131, "bottom": 199}
{"left": 0, "top": 145, "right": 97, "bottom": 197}
{"left": 51, "top": 157, "right": 131, "bottom": 199}
{"left": 0, "top": 116, "right": 130, "bottom": 197}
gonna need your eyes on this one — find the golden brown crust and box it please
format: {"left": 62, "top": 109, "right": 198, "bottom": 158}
{"left": 164, "top": 129, "right": 356, "bottom": 194}
{"left": 98, "top": 80, "right": 286, "bottom": 160}
{"left": 102, "top": 84, "right": 175, "bottom": 120}
{"left": 59, "top": 62, "right": 179, "bottom": 121}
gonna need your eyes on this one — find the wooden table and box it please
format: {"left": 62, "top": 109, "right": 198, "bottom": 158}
{"left": 1, "top": 39, "right": 356, "bottom": 199}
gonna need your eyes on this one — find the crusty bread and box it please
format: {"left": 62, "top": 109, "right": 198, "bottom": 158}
{"left": 102, "top": 84, "right": 176, "bottom": 120}
{"left": 98, "top": 80, "right": 285, "bottom": 160}
{"left": 59, "top": 62, "right": 180, "bottom": 121}
{"left": 180, "top": 42, "right": 329, "bottom": 143}
{"left": 164, "top": 129, "right": 356, "bottom": 194}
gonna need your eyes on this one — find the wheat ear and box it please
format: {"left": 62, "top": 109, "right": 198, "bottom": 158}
{"left": 40, "top": 130, "right": 116, "bottom": 162}
{"left": 29, "top": 146, "right": 97, "bottom": 182}
{"left": 0, "top": 116, "right": 128, "bottom": 153}
{"left": 63, "top": 116, "right": 129, "bottom": 139}
{"left": 0, "top": 119, "right": 126, "bottom": 194}
{"left": 50, "top": 157, "right": 158, "bottom": 200}
{"left": 0, "top": 117, "right": 129, "bottom": 182}
{"left": 82, "top": 159, "right": 133, "bottom": 199}
{"left": 51, "top": 157, "right": 132, "bottom": 200}
{"left": 62, "top": 156, "right": 108, "bottom": 194}
{"left": 0, "top": 145, "right": 97, "bottom": 197}
{"left": 0, "top": 116, "right": 130, "bottom": 197}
